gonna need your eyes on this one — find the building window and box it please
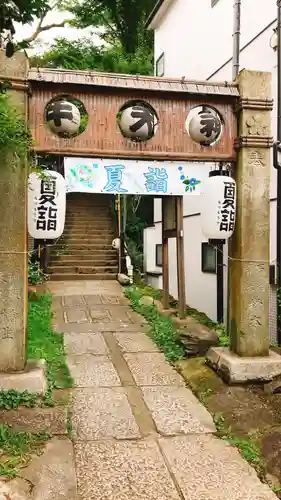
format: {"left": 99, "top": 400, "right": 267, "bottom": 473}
{"left": 156, "top": 53, "right": 164, "bottom": 77}
{"left": 155, "top": 244, "right": 163, "bottom": 267}
{"left": 201, "top": 243, "right": 217, "bottom": 274}
{"left": 211, "top": 0, "right": 219, "bottom": 6}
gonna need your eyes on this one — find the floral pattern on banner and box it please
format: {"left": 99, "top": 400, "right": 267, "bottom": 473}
{"left": 178, "top": 166, "right": 201, "bottom": 192}
{"left": 67, "top": 164, "right": 98, "bottom": 191}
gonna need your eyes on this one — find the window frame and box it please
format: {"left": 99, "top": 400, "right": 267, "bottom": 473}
{"left": 201, "top": 242, "right": 217, "bottom": 274}
{"left": 156, "top": 52, "right": 165, "bottom": 77}
{"left": 155, "top": 244, "right": 163, "bottom": 267}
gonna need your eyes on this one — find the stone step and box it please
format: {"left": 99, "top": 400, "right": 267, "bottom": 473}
{"left": 48, "top": 265, "right": 118, "bottom": 275}
{"left": 51, "top": 249, "right": 117, "bottom": 257}
{"left": 49, "top": 273, "right": 117, "bottom": 281}
{"left": 65, "top": 213, "right": 112, "bottom": 218}
{"left": 66, "top": 207, "right": 111, "bottom": 212}
{"left": 64, "top": 222, "right": 114, "bottom": 229}
{"left": 65, "top": 216, "right": 112, "bottom": 222}
{"left": 49, "top": 258, "right": 117, "bottom": 266}
{"left": 55, "top": 243, "right": 114, "bottom": 251}
{"left": 62, "top": 231, "right": 115, "bottom": 238}
{"left": 60, "top": 237, "right": 114, "bottom": 245}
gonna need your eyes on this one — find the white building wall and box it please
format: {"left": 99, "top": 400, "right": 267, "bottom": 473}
{"left": 154, "top": 0, "right": 276, "bottom": 81}
{"left": 144, "top": 0, "right": 278, "bottom": 324}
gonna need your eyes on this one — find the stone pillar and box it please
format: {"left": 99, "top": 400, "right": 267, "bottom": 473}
{"left": 0, "top": 50, "right": 29, "bottom": 371}
{"left": 229, "top": 70, "right": 272, "bottom": 357}
{"left": 206, "top": 71, "right": 281, "bottom": 383}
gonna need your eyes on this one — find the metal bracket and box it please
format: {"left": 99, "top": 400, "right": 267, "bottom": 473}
{"left": 273, "top": 141, "right": 281, "bottom": 169}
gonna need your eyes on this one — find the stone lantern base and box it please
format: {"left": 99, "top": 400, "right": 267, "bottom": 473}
{"left": 206, "top": 347, "right": 281, "bottom": 384}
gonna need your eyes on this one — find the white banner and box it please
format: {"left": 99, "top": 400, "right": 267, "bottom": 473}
{"left": 64, "top": 157, "right": 210, "bottom": 196}
{"left": 28, "top": 171, "right": 66, "bottom": 240}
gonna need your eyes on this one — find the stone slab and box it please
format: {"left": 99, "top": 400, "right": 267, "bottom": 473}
{"left": 20, "top": 437, "right": 77, "bottom": 500}
{"left": 124, "top": 353, "right": 184, "bottom": 387}
{"left": 113, "top": 332, "right": 159, "bottom": 353}
{"left": 0, "top": 359, "right": 47, "bottom": 395}
{"left": 141, "top": 386, "right": 216, "bottom": 435}
{"left": 0, "top": 406, "right": 68, "bottom": 434}
{"left": 64, "top": 332, "right": 109, "bottom": 355}
{"left": 159, "top": 435, "right": 276, "bottom": 500}
{"left": 64, "top": 307, "right": 89, "bottom": 324}
{"left": 89, "top": 308, "right": 112, "bottom": 323}
{"left": 47, "top": 280, "right": 121, "bottom": 296}
{"left": 63, "top": 295, "right": 85, "bottom": 307}
{"left": 74, "top": 440, "right": 180, "bottom": 500}
{"left": 51, "top": 296, "right": 63, "bottom": 311}
{"left": 0, "top": 478, "right": 30, "bottom": 500}
{"left": 206, "top": 347, "right": 281, "bottom": 384}
{"left": 72, "top": 388, "right": 140, "bottom": 440}
{"left": 83, "top": 294, "right": 102, "bottom": 305}
{"left": 54, "top": 321, "right": 150, "bottom": 334}
{"left": 101, "top": 294, "right": 128, "bottom": 305}
{"left": 109, "top": 308, "right": 133, "bottom": 323}
{"left": 67, "top": 354, "right": 121, "bottom": 387}
{"left": 176, "top": 317, "right": 219, "bottom": 356}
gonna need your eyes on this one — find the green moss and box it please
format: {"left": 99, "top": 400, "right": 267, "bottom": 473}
{"left": 28, "top": 293, "right": 73, "bottom": 398}
{"left": 125, "top": 286, "right": 185, "bottom": 362}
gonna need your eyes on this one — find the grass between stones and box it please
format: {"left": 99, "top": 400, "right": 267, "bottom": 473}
{"left": 0, "top": 292, "right": 72, "bottom": 479}
{"left": 0, "top": 292, "right": 72, "bottom": 410}
{"left": 177, "top": 357, "right": 281, "bottom": 495}
{"left": 124, "top": 286, "right": 185, "bottom": 361}
{"left": 125, "top": 284, "right": 229, "bottom": 351}
{"left": 28, "top": 292, "right": 73, "bottom": 398}
{"left": 213, "top": 413, "right": 265, "bottom": 479}
{"left": 125, "top": 284, "right": 281, "bottom": 494}
{"left": 0, "top": 424, "right": 50, "bottom": 478}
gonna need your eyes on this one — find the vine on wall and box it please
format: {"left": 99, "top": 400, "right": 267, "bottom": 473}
{"left": 0, "top": 86, "right": 32, "bottom": 161}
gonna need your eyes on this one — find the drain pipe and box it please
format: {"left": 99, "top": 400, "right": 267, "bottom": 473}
{"left": 227, "top": 0, "right": 241, "bottom": 335}
{"left": 232, "top": 0, "right": 241, "bottom": 80}
{"left": 276, "top": 0, "right": 281, "bottom": 343}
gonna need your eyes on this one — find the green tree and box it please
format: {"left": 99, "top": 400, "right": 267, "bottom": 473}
{"left": 30, "top": 37, "right": 153, "bottom": 75}
{"left": 0, "top": 0, "right": 71, "bottom": 54}
{"left": 0, "top": 0, "right": 51, "bottom": 35}
{"left": 65, "top": 0, "right": 155, "bottom": 54}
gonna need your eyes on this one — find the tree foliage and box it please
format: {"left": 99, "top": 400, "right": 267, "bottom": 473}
{"left": 0, "top": 0, "right": 70, "bottom": 55}
{"left": 0, "top": 90, "right": 32, "bottom": 159}
{"left": 0, "top": 0, "right": 51, "bottom": 35}
{"left": 30, "top": 37, "right": 153, "bottom": 75}
{"left": 65, "top": 0, "right": 155, "bottom": 54}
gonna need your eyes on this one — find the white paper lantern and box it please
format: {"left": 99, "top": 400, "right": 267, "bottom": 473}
{"left": 28, "top": 171, "right": 66, "bottom": 239}
{"left": 201, "top": 172, "right": 236, "bottom": 241}
{"left": 119, "top": 103, "right": 157, "bottom": 141}
{"left": 187, "top": 105, "right": 223, "bottom": 146}
{"left": 45, "top": 100, "right": 81, "bottom": 136}
{"left": 112, "top": 238, "right": 120, "bottom": 251}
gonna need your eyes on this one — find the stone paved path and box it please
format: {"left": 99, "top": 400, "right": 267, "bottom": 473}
{"left": 49, "top": 280, "right": 276, "bottom": 500}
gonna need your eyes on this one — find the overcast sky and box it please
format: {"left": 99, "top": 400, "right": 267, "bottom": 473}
{"left": 14, "top": 10, "right": 102, "bottom": 54}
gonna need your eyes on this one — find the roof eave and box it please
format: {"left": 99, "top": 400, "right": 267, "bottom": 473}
{"left": 145, "top": 0, "right": 174, "bottom": 30}
{"left": 28, "top": 67, "right": 240, "bottom": 99}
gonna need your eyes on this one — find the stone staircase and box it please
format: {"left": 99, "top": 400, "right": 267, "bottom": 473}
{"left": 48, "top": 193, "right": 118, "bottom": 281}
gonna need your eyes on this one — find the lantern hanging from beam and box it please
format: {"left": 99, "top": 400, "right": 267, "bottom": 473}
{"left": 45, "top": 99, "right": 81, "bottom": 136}
{"left": 201, "top": 170, "right": 236, "bottom": 242}
{"left": 28, "top": 171, "right": 66, "bottom": 239}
